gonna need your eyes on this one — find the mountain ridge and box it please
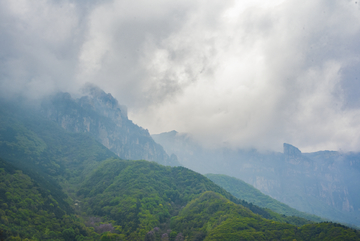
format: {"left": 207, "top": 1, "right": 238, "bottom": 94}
{"left": 1, "top": 95, "right": 360, "bottom": 240}
{"left": 41, "top": 86, "right": 180, "bottom": 166}
{"left": 205, "top": 173, "right": 324, "bottom": 223}
{"left": 153, "top": 130, "right": 360, "bottom": 227}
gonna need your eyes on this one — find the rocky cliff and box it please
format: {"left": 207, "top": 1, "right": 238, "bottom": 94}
{"left": 152, "top": 131, "right": 360, "bottom": 227}
{"left": 41, "top": 86, "right": 180, "bottom": 166}
{"left": 268, "top": 144, "right": 360, "bottom": 226}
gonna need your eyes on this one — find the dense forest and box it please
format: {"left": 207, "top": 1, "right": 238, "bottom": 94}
{"left": 0, "top": 98, "right": 360, "bottom": 240}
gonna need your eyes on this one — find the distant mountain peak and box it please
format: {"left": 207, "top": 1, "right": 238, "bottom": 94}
{"left": 283, "top": 143, "right": 302, "bottom": 156}
{"left": 41, "top": 87, "right": 180, "bottom": 166}
{"left": 165, "top": 130, "right": 178, "bottom": 136}
{"left": 81, "top": 83, "right": 127, "bottom": 118}
{"left": 83, "top": 84, "right": 115, "bottom": 104}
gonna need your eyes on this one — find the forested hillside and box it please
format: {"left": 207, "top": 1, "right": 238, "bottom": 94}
{"left": 76, "top": 158, "right": 360, "bottom": 240}
{"left": 0, "top": 97, "right": 359, "bottom": 240}
{"left": 0, "top": 158, "right": 96, "bottom": 240}
{"left": 153, "top": 130, "right": 360, "bottom": 227}
{"left": 0, "top": 99, "right": 117, "bottom": 240}
{"left": 0, "top": 99, "right": 116, "bottom": 180}
{"left": 205, "top": 174, "right": 324, "bottom": 223}
{"left": 171, "top": 191, "right": 359, "bottom": 241}
{"left": 77, "top": 158, "right": 320, "bottom": 240}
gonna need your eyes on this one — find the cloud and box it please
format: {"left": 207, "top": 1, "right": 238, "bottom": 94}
{"left": 1, "top": 0, "right": 360, "bottom": 152}
{"left": 130, "top": 0, "right": 360, "bottom": 152}
{"left": 0, "top": 0, "right": 81, "bottom": 99}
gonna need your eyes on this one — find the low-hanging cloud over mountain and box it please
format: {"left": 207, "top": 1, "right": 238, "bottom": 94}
{"left": 1, "top": 0, "right": 360, "bottom": 152}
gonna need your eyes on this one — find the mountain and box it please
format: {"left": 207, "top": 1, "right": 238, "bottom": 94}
{"left": 152, "top": 130, "right": 360, "bottom": 227}
{"left": 77, "top": 158, "right": 358, "bottom": 240}
{"left": 277, "top": 144, "right": 360, "bottom": 226}
{"left": 0, "top": 99, "right": 117, "bottom": 240}
{"left": 0, "top": 98, "right": 359, "bottom": 240}
{"left": 152, "top": 130, "right": 228, "bottom": 174}
{"left": 205, "top": 173, "right": 324, "bottom": 223}
{"left": 171, "top": 191, "right": 359, "bottom": 241}
{"left": 0, "top": 98, "right": 116, "bottom": 181}
{"left": 41, "top": 85, "right": 180, "bottom": 166}
{"left": 0, "top": 158, "right": 94, "bottom": 240}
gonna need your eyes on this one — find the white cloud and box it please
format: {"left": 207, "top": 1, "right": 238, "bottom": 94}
{"left": 1, "top": 0, "right": 360, "bottom": 152}
{"left": 130, "top": 0, "right": 360, "bottom": 152}
{"left": 0, "top": 0, "right": 80, "bottom": 98}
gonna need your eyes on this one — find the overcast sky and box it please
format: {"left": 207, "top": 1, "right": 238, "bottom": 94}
{"left": 1, "top": 0, "right": 360, "bottom": 152}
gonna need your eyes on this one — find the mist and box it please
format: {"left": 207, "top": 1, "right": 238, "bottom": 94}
{"left": 1, "top": 0, "right": 360, "bottom": 152}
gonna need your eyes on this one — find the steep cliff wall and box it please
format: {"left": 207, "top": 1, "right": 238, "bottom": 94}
{"left": 41, "top": 87, "right": 180, "bottom": 166}
{"left": 232, "top": 144, "right": 360, "bottom": 227}
{"left": 153, "top": 131, "right": 360, "bottom": 227}
{"left": 263, "top": 144, "right": 360, "bottom": 226}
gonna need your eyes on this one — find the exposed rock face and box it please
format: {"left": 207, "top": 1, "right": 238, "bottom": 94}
{"left": 153, "top": 131, "right": 360, "bottom": 227}
{"left": 245, "top": 148, "right": 360, "bottom": 226}
{"left": 284, "top": 143, "right": 301, "bottom": 156}
{"left": 41, "top": 86, "right": 180, "bottom": 166}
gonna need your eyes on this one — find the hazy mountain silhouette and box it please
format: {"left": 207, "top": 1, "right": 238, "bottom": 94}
{"left": 41, "top": 85, "right": 180, "bottom": 166}
{"left": 153, "top": 131, "right": 360, "bottom": 227}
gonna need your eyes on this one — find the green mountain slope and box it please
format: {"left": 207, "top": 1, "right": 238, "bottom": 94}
{"left": 171, "top": 191, "right": 360, "bottom": 241}
{"left": 1, "top": 98, "right": 359, "bottom": 241}
{"left": 0, "top": 99, "right": 116, "bottom": 182}
{"left": 77, "top": 158, "right": 325, "bottom": 240}
{"left": 205, "top": 173, "right": 324, "bottom": 223}
{"left": 0, "top": 158, "right": 97, "bottom": 240}
{"left": 0, "top": 99, "right": 117, "bottom": 240}
{"left": 77, "top": 158, "right": 245, "bottom": 240}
